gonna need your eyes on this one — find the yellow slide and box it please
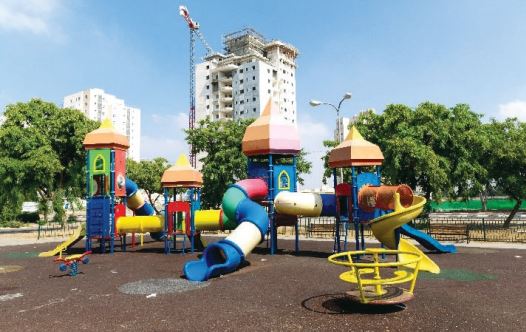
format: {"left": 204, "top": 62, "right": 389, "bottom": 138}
{"left": 39, "top": 225, "right": 85, "bottom": 257}
{"left": 369, "top": 194, "right": 440, "bottom": 274}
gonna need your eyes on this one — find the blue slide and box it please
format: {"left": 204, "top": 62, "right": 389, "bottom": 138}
{"left": 183, "top": 180, "right": 269, "bottom": 281}
{"left": 400, "top": 224, "right": 457, "bottom": 253}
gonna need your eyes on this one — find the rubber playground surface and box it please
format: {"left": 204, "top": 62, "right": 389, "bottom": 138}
{"left": 0, "top": 237, "right": 524, "bottom": 331}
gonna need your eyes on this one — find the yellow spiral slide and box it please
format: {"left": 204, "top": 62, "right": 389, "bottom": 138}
{"left": 369, "top": 193, "right": 440, "bottom": 274}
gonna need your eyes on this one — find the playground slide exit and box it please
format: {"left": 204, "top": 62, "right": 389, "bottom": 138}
{"left": 184, "top": 179, "right": 269, "bottom": 281}
{"left": 369, "top": 194, "right": 441, "bottom": 274}
{"left": 39, "top": 224, "right": 85, "bottom": 257}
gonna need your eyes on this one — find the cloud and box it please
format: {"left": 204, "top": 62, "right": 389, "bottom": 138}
{"left": 141, "top": 135, "right": 188, "bottom": 163}
{"left": 297, "top": 113, "right": 332, "bottom": 190}
{"left": 151, "top": 112, "right": 188, "bottom": 131}
{"left": 497, "top": 100, "right": 526, "bottom": 121}
{"left": 0, "top": 0, "right": 64, "bottom": 35}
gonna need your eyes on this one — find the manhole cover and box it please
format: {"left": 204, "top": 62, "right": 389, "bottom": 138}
{"left": 118, "top": 278, "right": 209, "bottom": 295}
{"left": 0, "top": 265, "right": 23, "bottom": 273}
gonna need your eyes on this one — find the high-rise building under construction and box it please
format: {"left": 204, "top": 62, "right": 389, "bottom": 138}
{"left": 195, "top": 28, "right": 299, "bottom": 124}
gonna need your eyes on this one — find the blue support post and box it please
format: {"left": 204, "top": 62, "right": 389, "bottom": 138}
{"left": 109, "top": 150, "right": 115, "bottom": 254}
{"left": 333, "top": 168, "right": 340, "bottom": 253}
{"left": 164, "top": 188, "right": 170, "bottom": 254}
{"left": 292, "top": 155, "right": 299, "bottom": 254}
{"left": 269, "top": 155, "right": 276, "bottom": 254}
{"left": 351, "top": 166, "right": 360, "bottom": 251}
{"left": 85, "top": 152, "right": 91, "bottom": 252}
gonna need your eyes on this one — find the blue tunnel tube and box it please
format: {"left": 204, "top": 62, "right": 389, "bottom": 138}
{"left": 183, "top": 180, "right": 269, "bottom": 282}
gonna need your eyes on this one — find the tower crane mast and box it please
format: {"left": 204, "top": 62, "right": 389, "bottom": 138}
{"left": 179, "top": 5, "right": 213, "bottom": 167}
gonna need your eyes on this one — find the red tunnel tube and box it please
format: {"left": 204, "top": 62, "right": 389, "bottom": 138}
{"left": 358, "top": 185, "right": 414, "bottom": 212}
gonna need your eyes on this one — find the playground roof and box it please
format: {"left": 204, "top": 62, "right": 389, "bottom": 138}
{"left": 83, "top": 118, "right": 130, "bottom": 150}
{"left": 328, "top": 126, "right": 384, "bottom": 167}
{"left": 161, "top": 154, "right": 203, "bottom": 188}
{"left": 242, "top": 98, "right": 301, "bottom": 156}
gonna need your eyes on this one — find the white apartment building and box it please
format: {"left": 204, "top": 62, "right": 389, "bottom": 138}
{"left": 195, "top": 28, "right": 298, "bottom": 124}
{"left": 334, "top": 109, "right": 376, "bottom": 142}
{"left": 334, "top": 117, "right": 351, "bottom": 142}
{"left": 63, "top": 88, "right": 141, "bottom": 161}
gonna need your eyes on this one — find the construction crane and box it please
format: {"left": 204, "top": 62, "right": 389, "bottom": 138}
{"left": 179, "top": 5, "right": 214, "bottom": 167}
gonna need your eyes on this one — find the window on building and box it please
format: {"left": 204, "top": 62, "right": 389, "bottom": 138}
{"left": 206, "top": 95, "right": 210, "bottom": 99}
{"left": 267, "top": 69, "right": 270, "bottom": 73}
{"left": 240, "top": 79, "right": 244, "bottom": 83}
{"left": 206, "top": 105, "right": 210, "bottom": 109}
{"left": 268, "top": 89, "right": 271, "bottom": 94}
{"left": 252, "top": 76, "right": 255, "bottom": 80}
{"left": 240, "top": 89, "right": 244, "bottom": 94}
{"left": 206, "top": 65, "right": 210, "bottom": 69}
{"left": 206, "top": 85, "right": 209, "bottom": 90}
{"left": 240, "top": 100, "right": 244, "bottom": 104}
{"left": 239, "top": 69, "right": 244, "bottom": 73}
{"left": 283, "top": 69, "right": 286, "bottom": 74}
{"left": 206, "top": 75, "right": 209, "bottom": 79}
{"left": 253, "top": 97, "right": 256, "bottom": 101}
{"left": 268, "top": 79, "right": 271, "bottom": 83}
{"left": 253, "top": 108, "right": 256, "bottom": 112}
{"left": 252, "top": 65, "right": 255, "bottom": 70}
{"left": 240, "top": 111, "right": 245, "bottom": 114}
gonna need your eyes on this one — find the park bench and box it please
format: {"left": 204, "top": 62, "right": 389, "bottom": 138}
{"left": 307, "top": 223, "right": 335, "bottom": 238}
{"left": 428, "top": 224, "right": 470, "bottom": 243}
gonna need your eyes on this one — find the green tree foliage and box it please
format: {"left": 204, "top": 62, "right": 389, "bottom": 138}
{"left": 186, "top": 118, "right": 312, "bottom": 208}
{"left": 0, "top": 99, "right": 98, "bottom": 223}
{"left": 127, "top": 158, "right": 170, "bottom": 214}
{"left": 483, "top": 119, "right": 526, "bottom": 227}
{"left": 352, "top": 103, "right": 486, "bottom": 201}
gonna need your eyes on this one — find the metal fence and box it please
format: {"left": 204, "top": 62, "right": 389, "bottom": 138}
{"left": 282, "top": 216, "right": 526, "bottom": 243}
{"left": 37, "top": 220, "right": 83, "bottom": 239}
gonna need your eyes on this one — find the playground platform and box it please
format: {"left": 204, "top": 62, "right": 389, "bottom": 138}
{"left": 0, "top": 237, "right": 524, "bottom": 331}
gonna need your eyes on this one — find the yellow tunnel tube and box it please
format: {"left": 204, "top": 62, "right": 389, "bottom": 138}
{"left": 116, "top": 216, "right": 164, "bottom": 234}
{"left": 194, "top": 210, "right": 222, "bottom": 231}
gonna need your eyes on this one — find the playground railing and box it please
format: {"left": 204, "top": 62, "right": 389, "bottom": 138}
{"left": 37, "top": 220, "right": 84, "bottom": 239}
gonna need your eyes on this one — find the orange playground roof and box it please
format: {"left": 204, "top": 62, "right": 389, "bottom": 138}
{"left": 328, "top": 126, "right": 384, "bottom": 168}
{"left": 83, "top": 119, "right": 130, "bottom": 150}
{"left": 161, "top": 154, "right": 203, "bottom": 188}
{"left": 242, "top": 98, "right": 301, "bottom": 156}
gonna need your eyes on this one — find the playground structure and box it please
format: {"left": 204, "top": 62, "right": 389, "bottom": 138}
{"left": 39, "top": 97, "right": 455, "bottom": 304}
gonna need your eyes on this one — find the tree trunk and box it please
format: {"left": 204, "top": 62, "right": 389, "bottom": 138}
{"left": 503, "top": 198, "right": 521, "bottom": 229}
{"left": 479, "top": 191, "right": 488, "bottom": 211}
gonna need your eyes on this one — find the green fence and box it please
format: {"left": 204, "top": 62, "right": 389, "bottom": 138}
{"left": 431, "top": 198, "right": 526, "bottom": 212}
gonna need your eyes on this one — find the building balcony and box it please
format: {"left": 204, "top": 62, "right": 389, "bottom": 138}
{"left": 221, "top": 86, "right": 233, "bottom": 93}
{"left": 221, "top": 76, "right": 233, "bottom": 84}
{"left": 222, "top": 107, "right": 233, "bottom": 114}
{"left": 220, "top": 96, "right": 233, "bottom": 103}
{"left": 214, "top": 63, "right": 239, "bottom": 73}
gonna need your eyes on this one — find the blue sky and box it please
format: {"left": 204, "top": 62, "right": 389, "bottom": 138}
{"left": 1, "top": 0, "right": 525, "bottom": 189}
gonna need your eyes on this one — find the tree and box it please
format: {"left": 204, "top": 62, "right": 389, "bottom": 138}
{"left": 186, "top": 118, "right": 312, "bottom": 208}
{"left": 326, "top": 103, "right": 487, "bottom": 204}
{"left": 127, "top": 158, "right": 170, "bottom": 214}
{"left": 0, "top": 99, "right": 99, "bottom": 223}
{"left": 483, "top": 118, "right": 526, "bottom": 227}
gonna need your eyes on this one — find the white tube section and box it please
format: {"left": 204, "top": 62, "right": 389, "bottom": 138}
{"left": 274, "top": 191, "right": 323, "bottom": 217}
{"left": 225, "top": 222, "right": 262, "bottom": 257}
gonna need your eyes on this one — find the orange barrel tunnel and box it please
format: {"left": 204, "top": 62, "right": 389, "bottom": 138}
{"left": 358, "top": 185, "right": 413, "bottom": 212}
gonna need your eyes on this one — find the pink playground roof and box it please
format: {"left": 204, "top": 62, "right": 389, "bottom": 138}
{"left": 242, "top": 99, "right": 301, "bottom": 156}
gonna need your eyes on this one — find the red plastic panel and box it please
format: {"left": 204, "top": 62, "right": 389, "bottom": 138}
{"left": 114, "top": 149, "right": 126, "bottom": 197}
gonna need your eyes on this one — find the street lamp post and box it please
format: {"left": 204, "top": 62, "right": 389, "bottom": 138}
{"left": 310, "top": 92, "right": 352, "bottom": 184}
